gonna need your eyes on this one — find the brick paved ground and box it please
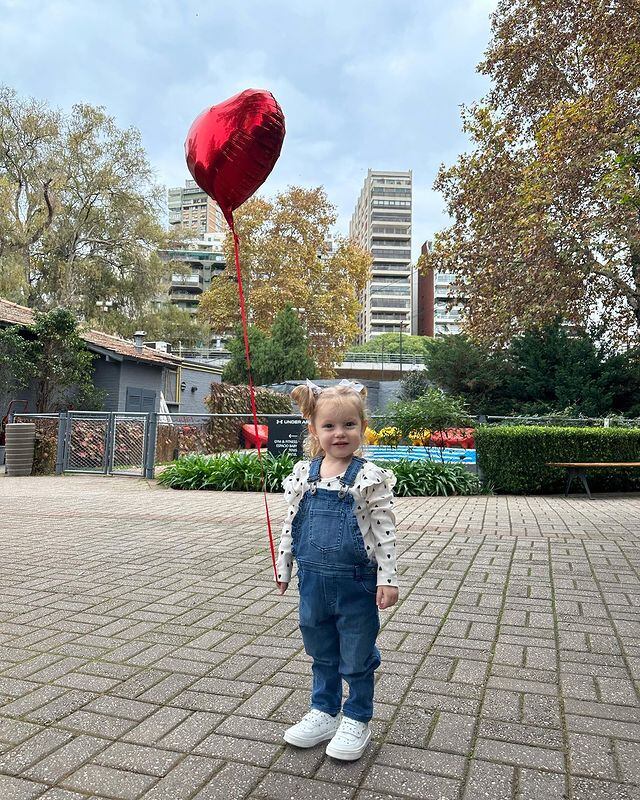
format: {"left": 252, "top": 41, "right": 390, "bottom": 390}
{"left": 0, "top": 474, "right": 639, "bottom": 800}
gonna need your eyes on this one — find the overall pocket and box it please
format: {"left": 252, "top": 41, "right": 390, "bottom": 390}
{"left": 309, "top": 508, "right": 345, "bottom": 551}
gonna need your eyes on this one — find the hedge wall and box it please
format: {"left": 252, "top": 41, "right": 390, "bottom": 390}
{"left": 475, "top": 426, "right": 640, "bottom": 494}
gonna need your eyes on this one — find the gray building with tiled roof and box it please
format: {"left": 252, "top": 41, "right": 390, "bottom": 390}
{"left": 0, "top": 299, "right": 220, "bottom": 414}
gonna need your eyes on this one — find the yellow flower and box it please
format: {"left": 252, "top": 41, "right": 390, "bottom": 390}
{"left": 409, "top": 428, "right": 431, "bottom": 446}
{"left": 364, "top": 427, "right": 379, "bottom": 444}
{"left": 377, "top": 426, "right": 402, "bottom": 446}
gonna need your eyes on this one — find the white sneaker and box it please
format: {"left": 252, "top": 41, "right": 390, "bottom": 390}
{"left": 325, "top": 716, "right": 371, "bottom": 760}
{"left": 283, "top": 709, "right": 341, "bottom": 748}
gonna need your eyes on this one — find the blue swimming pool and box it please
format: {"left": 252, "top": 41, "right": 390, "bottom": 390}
{"left": 363, "top": 445, "right": 476, "bottom": 465}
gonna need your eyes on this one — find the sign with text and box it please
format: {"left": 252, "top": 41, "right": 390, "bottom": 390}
{"left": 267, "top": 416, "right": 305, "bottom": 456}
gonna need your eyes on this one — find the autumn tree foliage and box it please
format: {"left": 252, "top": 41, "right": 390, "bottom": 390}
{"left": 424, "top": 0, "right": 640, "bottom": 344}
{"left": 197, "top": 186, "right": 371, "bottom": 375}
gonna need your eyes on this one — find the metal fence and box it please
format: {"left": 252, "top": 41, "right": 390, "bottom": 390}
{"left": 11, "top": 410, "right": 640, "bottom": 478}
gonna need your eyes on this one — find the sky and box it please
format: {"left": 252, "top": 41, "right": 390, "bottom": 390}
{"left": 0, "top": 0, "right": 496, "bottom": 260}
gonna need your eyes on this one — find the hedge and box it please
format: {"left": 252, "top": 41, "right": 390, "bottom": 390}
{"left": 475, "top": 425, "right": 640, "bottom": 494}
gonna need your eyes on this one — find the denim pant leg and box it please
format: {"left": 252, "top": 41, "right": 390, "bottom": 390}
{"left": 298, "top": 571, "right": 342, "bottom": 716}
{"left": 336, "top": 576, "right": 381, "bottom": 723}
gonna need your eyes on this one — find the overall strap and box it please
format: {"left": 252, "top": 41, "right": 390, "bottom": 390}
{"left": 338, "top": 456, "right": 367, "bottom": 497}
{"left": 307, "top": 457, "right": 323, "bottom": 494}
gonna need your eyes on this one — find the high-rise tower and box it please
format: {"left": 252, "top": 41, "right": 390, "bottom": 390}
{"left": 349, "top": 170, "right": 412, "bottom": 342}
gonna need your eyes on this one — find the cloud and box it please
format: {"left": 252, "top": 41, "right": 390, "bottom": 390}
{"left": 0, "top": 0, "right": 497, "bottom": 257}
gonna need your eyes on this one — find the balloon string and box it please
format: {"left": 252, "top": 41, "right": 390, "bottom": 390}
{"left": 229, "top": 215, "right": 278, "bottom": 583}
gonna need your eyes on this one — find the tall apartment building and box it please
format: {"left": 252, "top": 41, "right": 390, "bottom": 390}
{"left": 349, "top": 170, "right": 412, "bottom": 342}
{"left": 418, "top": 241, "right": 463, "bottom": 335}
{"left": 168, "top": 180, "right": 226, "bottom": 234}
{"left": 158, "top": 233, "right": 226, "bottom": 315}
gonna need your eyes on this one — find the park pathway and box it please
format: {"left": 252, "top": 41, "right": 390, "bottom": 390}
{"left": 0, "top": 474, "right": 638, "bottom": 799}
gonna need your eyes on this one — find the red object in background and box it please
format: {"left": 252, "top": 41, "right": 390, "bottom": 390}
{"left": 185, "top": 89, "right": 285, "bottom": 226}
{"left": 430, "top": 427, "right": 475, "bottom": 448}
{"left": 242, "top": 424, "right": 268, "bottom": 449}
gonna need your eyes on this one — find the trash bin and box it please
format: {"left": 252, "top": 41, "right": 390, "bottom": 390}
{"left": 5, "top": 423, "right": 35, "bottom": 476}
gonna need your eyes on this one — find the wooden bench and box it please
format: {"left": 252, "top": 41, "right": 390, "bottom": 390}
{"left": 546, "top": 462, "right": 640, "bottom": 499}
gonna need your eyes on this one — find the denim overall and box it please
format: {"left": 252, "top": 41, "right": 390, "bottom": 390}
{"left": 291, "top": 456, "right": 381, "bottom": 723}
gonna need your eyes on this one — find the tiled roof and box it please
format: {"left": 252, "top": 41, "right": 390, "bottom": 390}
{"left": 0, "top": 297, "right": 180, "bottom": 367}
{"left": 0, "top": 297, "right": 35, "bottom": 326}
{"left": 83, "top": 329, "right": 181, "bottom": 367}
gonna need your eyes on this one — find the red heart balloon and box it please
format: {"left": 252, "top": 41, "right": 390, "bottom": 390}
{"left": 185, "top": 89, "right": 285, "bottom": 225}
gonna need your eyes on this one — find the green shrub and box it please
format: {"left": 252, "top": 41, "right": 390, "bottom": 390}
{"left": 158, "top": 452, "right": 485, "bottom": 497}
{"left": 381, "top": 460, "right": 486, "bottom": 497}
{"left": 386, "top": 389, "right": 472, "bottom": 440}
{"left": 157, "top": 451, "right": 297, "bottom": 492}
{"left": 475, "top": 425, "right": 640, "bottom": 494}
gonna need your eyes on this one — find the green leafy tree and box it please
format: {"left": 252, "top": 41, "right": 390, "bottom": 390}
{"left": 425, "top": 0, "right": 640, "bottom": 344}
{"left": 424, "top": 334, "right": 510, "bottom": 414}
{"left": 0, "top": 86, "right": 171, "bottom": 322}
{"left": 222, "top": 325, "right": 270, "bottom": 385}
{"left": 99, "top": 304, "right": 210, "bottom": 349}
{"left": 387, "top": 389, "right": 473, "bottom": 460}
{"left": 30, "top": 309, "right": 103, "bottom": 412}
{"left": 266, "top": 306, "right": 317, "bottom": 384}
{"left": 349, "top": 332, "right": 426, "bottom": 356}
{"left": 398, "top": 371, "right": 433, "bottom": 401}
{"left": 222, "top": 306, "right": 317, "bottom": 385}
{"left": 0, "top": 326, "right": 34, "bottom": 400}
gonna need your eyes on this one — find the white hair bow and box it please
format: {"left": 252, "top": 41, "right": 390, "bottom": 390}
{"left": 305, "top": 378, "right": 365, "bottom": 395}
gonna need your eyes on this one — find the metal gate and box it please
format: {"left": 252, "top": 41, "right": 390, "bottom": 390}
{"left": 63, "top": 411, "right": 149, "bottom": 476}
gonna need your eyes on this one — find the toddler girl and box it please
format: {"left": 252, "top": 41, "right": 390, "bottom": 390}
{"left": 276, "top": 379, "right": 398, "bottom": 761}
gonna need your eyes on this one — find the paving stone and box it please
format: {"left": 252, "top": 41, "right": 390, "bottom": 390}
{"left": 571, "top": 776, "right": 637, "bottom": 800}
{"left": 61, "top": 762, "right": 158, "bottom": 799}
{"left": 139, "top": 755, "right": 222, "bottom": 799}
{"left": 0, "top": 728, "right": 74, "bottom": 775}
{"left": 516, "top": 768, "right": 568, "bottom": 799}
{"left": 0, "top": 774, "right": 45, "bottom": 800}
{"left": 568, "top": 731, "right": 617, "bottom": 780}
{"left": 361, "top": 764, "right": 459, "bottom": 799}
{"left": 252, "top": 771, "right": 355, "bottom": 800}
{"left": 3, "top": 475, "right": 640, "bottom": 800}
{"left": 121, "top": 707, "right": 190, "bottom": 745}
{"left": 24, "top": 734, "right": 109, "bottom": 783}
{"left": 474, "top": 738, "right": 565, "bottom": 772}
{"left": 461, "top": 759, "right": 515, "bottom": 800}
{"left": 194, "top": 733, "right": 281, "bottom": 767}
{"left": 193, "top": 762, "right": 265, "bottom": 799}
{"left": 94, "top": 741, "right": 182, "bottom": 776}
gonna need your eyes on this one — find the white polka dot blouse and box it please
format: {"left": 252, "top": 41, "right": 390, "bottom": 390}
{"left": 276, "top": 460, "right": 398, "bottom": 587}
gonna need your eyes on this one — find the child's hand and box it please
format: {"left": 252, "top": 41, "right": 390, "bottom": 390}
{"left": 376, "top": 586, "right": 399, "bottom": 610}
{"left": 276, "top": 581, "right": 289, "bottom": 595}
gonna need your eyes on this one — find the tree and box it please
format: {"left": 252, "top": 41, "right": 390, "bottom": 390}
{"left": 266, "top": 306, "right": 317, "bottom": 383}
{"left": 0, "top": 86, "right": 171, "bottom": 322}
{"left": 30, "top": 309, "right": 102, "bottom": 412}
{"left": 424, "top": 334, "right": 508, "bottom": 414}
{"left": 0, "top": 326, "right": 34, "bottom": 400}
{"left": 222, "top": 324, "right": 269, "bottom": 385}
{"left": 98, "top": 304, "right": 210, "bottom": 349}
{"left": 349, "top": 332, "right": 426, "bottom": 355}
{"left": 423, "top": 325, "right": 640, "bottom": 417}
{"left": 222, "top": 306, "right": 317, "bottom": 385}
{"left": 198, "top": 187, "right": 371, "bottom": 375}
{"left": 424, "top": 0, "right": 640, "bottom": 344}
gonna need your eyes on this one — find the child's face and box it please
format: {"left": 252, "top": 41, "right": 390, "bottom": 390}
{"left": 309, "top": 400, "right": 365, "bottom": 461}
